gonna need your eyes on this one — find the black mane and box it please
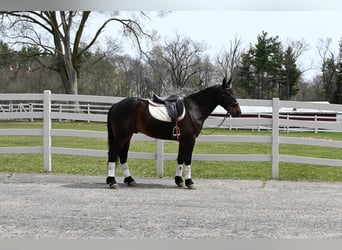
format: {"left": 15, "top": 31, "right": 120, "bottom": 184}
{"left": 185, "top": 85, "right": 221, "bottom": 99}
{"left": 183, "top": 85, "right": 222, "bottom": 132}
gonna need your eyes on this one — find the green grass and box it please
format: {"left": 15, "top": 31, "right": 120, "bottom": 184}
{"left": 0, "top": 120, "right": 341, "bottom": 182}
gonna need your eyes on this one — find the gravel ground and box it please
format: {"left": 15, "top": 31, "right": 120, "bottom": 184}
{"left": 0, "top": 173, "right": 341, "bottom": 239}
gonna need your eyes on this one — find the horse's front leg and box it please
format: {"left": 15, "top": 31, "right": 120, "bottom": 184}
{"left": 175, "top": 141, "right": 185, "bottom": 187}
{"left": 119, "top": 139, "right": 137, "bottom": 187}
{"left": 176, "top": 137, "right": 196, "bottom": 189}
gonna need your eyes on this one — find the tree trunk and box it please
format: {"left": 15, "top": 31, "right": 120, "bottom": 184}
{"left": 57, "top": 57, "right": 80, "bottom": 112}
{"left": 59, "top": 65, "right": 78, "bottom": 95}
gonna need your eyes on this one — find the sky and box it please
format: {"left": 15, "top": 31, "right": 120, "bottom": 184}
{"left": 3, "top": 0, "right": 342, "bottom": 81}
{"left": 4, "top": 0, "right": 342, "bottom": 12}
{"left": 138, "top": 11, "right": 342, "bottom": 81}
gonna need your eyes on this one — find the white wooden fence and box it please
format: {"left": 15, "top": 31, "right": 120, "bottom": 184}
{"left": 1, "top": 90, "right": 342, "bottom": 178}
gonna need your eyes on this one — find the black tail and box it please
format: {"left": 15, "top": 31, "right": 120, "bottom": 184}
{"left": 107, "top": 106, "right": 114, "bottom": 149}
{"left": 107, "top": 105, "right": 119, "bottom": 164}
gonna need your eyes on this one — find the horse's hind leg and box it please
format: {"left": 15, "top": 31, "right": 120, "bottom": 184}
{"left": 106, "top": 134, "right": 120, "bottom": 189}
{"left": 119, "top": 138, "right": 137, "bottom": 187}
{"left": 106, "top": 109, "right": 120, "bottom": 189}
{"left": 182, "top": 137, "right": 196, "bottom": 189}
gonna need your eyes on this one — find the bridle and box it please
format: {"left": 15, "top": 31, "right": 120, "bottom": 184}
{"left": 221, "top": 87, "right": 239, "bottom": 115}
{"left": 201, "top": 88, "right": 239, "bottom": 135}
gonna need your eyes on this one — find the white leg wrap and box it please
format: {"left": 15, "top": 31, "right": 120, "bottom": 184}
{"left": 176, "top": 164, "right": 183, "bottom": 177}
{"left": 185, "top": 165, "right": 191, "bottom": 179}
{"left": 121, "top": 162, "right": 131, "bottom": 178}
{"left": 108, "top": 162, "right": 115, "bottom": 177}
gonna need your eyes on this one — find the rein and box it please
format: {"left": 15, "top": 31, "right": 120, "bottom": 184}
{"left": 200, "top": 111, "right": 230, "bottom": 136}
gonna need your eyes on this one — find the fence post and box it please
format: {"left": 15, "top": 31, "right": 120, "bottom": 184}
{"left": 29, "top": 103, "right": 33, "bottom": 122}
{"left": 156, "top": 139, "right": 164, "bottom": 177}
{"left": 272, "top": 98, "right": 279, "bottom": 179}
{"left": 229, "top": 115, "right": 232, "bottom": 130}
{"left": 87, "top": 103, "right": 90, "bottom": 123}
{"left": 9, "top": 102, "right": 13, "bottom": 120}
{"left": 59, "top": 103, "right": 62, "bottom": 122}
{"left": 43, "top": 90, "right": 52, "bottom": 172}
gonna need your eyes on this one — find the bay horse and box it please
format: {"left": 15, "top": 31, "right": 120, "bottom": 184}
{"left": 106, "top": 78, "right": 241, "bottom": 189}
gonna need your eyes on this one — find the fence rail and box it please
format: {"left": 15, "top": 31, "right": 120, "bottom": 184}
{"left": 1, "top": 90, "right": 342, "bottom": 178}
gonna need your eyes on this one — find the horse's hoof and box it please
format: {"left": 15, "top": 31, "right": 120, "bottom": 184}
{"left": 175, "top": 176, "right": 185, "bottom": 187}
{"left": 109, "top": 182, "right": 119, "bottom": 189}
{"left": 106, "top": 176, "right": 119, "bottom": 189}
{"left": 185, "top": 179, "right": 195, "bottom": 189}
{"left": 124, "top": 176, "right": 137, "bottom": 187}
{"left": 106, "top": 176, "right": 111, "bottom": 184}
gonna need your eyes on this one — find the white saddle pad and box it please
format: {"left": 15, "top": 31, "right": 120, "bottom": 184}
{"left": 148, "top": 100, "right": 186, "bottom": 122}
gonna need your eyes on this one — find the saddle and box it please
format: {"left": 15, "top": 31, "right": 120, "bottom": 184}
{"left": 152, "top": 93, "right": 184, "bottom": 121}
{"left": 149, "top": 93, "right": 185, "bottom": 139}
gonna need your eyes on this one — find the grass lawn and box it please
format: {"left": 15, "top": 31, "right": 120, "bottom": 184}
{"left": 0, "top": 120, "right": 341, "bottom": 182}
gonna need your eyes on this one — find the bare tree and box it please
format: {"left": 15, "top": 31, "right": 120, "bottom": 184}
{"left": 285, "top": 39, "right": 308, "bottom": 60}
{"left": 216, "top": 35, "right": 243, "bottom": 80}
{"left": 317, "top": 38, "right": 338, "bottom": 101}
{"left": 281, "top": 39, "right": 308, "bottom": 100}
{"left": 0, "top": 11, "right": 150, "bottom": 94}
{"left": 194, "top": 55, "right": 214, "bottom": 89}
{"left": 145, "top": 45, "right": 169, "bottom": 95}
{"left": 284, "top": 38, "right": 312, "bottom": 76}
{"left": 161, "top": 34, "right": 206, "bottom": 92}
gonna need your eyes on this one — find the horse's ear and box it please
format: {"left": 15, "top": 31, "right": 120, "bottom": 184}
{"left": 222, "top": 77, "right": 232, "bottom": 89}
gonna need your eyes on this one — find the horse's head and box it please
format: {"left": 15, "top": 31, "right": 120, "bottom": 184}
{"left": 219, "top": 78, "right": 241, "bottom": 117}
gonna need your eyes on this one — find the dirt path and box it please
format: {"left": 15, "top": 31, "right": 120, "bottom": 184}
{"left": 0, "top": 173, "right": 341, "bottom": 239}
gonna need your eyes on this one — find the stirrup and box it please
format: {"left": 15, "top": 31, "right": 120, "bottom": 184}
{"left": 172, "top": 126, "right": 181, "bottom": 137}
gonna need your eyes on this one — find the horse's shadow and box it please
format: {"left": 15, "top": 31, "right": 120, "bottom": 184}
{"left": 62, "top": 182, "right": 179, "bottom": 190}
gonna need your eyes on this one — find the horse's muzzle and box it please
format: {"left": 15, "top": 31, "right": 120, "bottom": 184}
{"left": 229, "top": 104, "right": 241, "bottom": 117}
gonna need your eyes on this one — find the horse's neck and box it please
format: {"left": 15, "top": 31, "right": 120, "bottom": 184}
{"left": 185, "top": 86, "right": 220, "bottom": 127}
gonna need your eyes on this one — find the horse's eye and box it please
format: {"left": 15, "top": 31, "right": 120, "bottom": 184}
{"left": 224, "top": 88, "right": 230, "bottom": 95}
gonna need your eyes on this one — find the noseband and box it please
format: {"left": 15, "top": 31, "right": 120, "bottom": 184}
{"left": 221, "top": 89, "right": 239, "bottom": 116}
